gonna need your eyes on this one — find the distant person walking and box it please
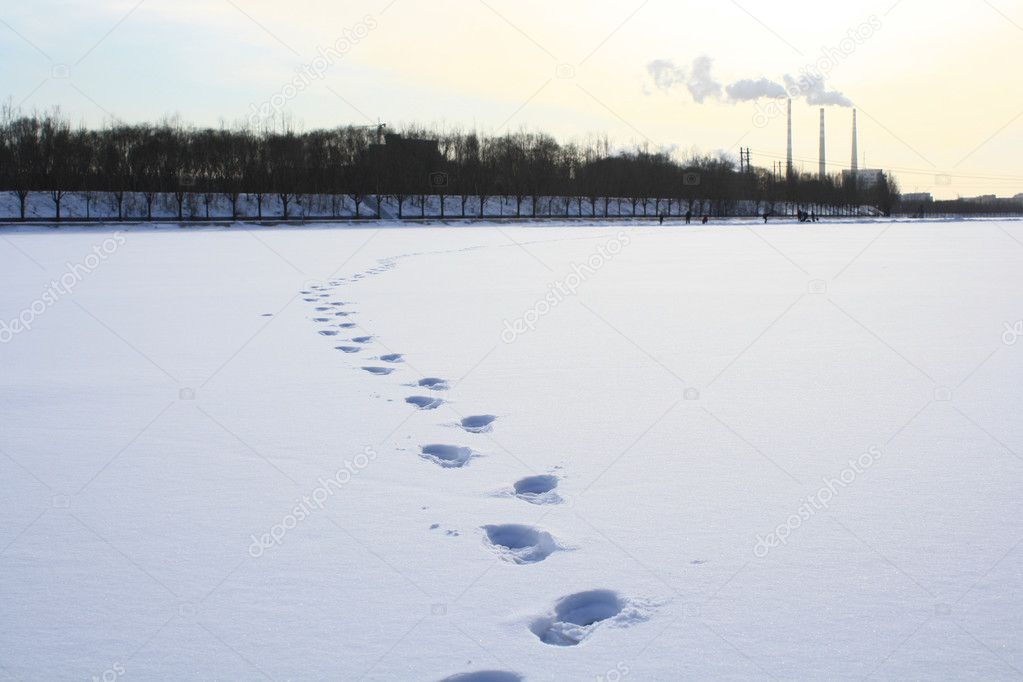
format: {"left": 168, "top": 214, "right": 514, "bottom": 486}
{"left": 685, "top": 210, "right": 692, "bottom": 225}
{"left": 702, "top": 215, "right": 709, "bottom": 225}
{"left": 659, "top": 214, "right": 664, "bottom": 225}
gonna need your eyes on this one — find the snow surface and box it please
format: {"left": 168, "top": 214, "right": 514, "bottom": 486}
{"left": 1, "top": 219, "right": 1022, "bottom": 680}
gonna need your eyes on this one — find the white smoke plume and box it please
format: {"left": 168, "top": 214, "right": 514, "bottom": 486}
{"left": 646, "top": 56, "right": 722, "bottom": 104}
{"left": 725, "top": 77, "right": 788, "bottom": 101}
{"left": 647, "top": 56, "right": 853, "bottom": 108}
{"left": 785, "top": 74, "right": 853, "bottom": 107}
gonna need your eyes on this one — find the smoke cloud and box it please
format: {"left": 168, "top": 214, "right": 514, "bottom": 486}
{"left": 647, "top": 59, "right": 687, "bottom": 91}
{"left": 725, "top": 78, "right": 788, "bottom": 102}
{"left": 647, "top": 56, "right": 853, "bottom": 108}
{"left": 647, "top": 56, "right": 722, "bottom": 103}
{"left": 785, "top": 74, "right": 853, "bottom": 107}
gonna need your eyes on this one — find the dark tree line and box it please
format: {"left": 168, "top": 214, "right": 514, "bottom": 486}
{"left": 894, "top": 197, "right": 1023, "bottom": 218}
{"left": 0, "top": 108, "right": 899, "bottom": 221}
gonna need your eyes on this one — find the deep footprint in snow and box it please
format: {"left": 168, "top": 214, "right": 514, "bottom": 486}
{"left": 362, "top": 367, "right": 395, "bottom": 376}
{"left": 530, "top": 590, "right": 631, "bottom": 646}
{"left": 313, "top": 318, "right": 331, "bottom": 322}
{"left": 420, "top": 444, "right": 473, "bottom": 468}
{"left": 419, "top": 377, "right": 450, "bottom": 391}
{"left": 461, "top": 415, "right": 496, "bottom": 434}
{"left": 352, "top": 336, "right": 373, "bottom": 344}
{"left": 407, "top": 396, "right": 444, "bottom": 410}
{"left": 513, "top": 475, "right": 561, "bottom": 505}
{"left": 338, "top": 323, "right": 357, "bottom": 329}
{"left": 319, "top": 330, "right": 340, "bottom": 337}
{"left": 380, "top": 354, "right": 404, "bottom": 363}
{"left": 440, "top": 673, "right": 523, "bottom": 682}
{"left": 336, "top": 346, "right": 361, "bottom": 354}
{"left": 482, "top": 524, "right": 558, "bottom": 564}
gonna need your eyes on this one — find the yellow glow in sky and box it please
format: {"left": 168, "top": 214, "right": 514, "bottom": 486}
{"left": 3, "top": 0, "right": 1022, "bottom": 198}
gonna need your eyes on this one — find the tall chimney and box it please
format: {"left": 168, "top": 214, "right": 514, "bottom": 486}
{"left": 786, "top": 99, "right": 793, "bottom": 179}
{"left": 819, "top": 108, "right": 826, "bottom": 180}
{"left": 851, "top": 109, "right": 859, "bottom": 173}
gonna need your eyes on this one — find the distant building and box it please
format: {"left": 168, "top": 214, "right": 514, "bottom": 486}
{"left": 1014, "top": 193, "right": 1023, "bottom": 201}
{"left": 364, "top": 133, "right": 442, "bottom": 178}
{"left": 901, "top": 192, "right": 933, "bottom": 203}
{"left": 963, "top": 194, "right": 998, "bottom": 205}
{"left": 842, "top": 169, "right": 885, "bottom": 189}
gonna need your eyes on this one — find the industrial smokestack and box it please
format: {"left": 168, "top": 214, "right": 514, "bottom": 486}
{"left": 819, "top": 108, "right": 826, "bottom": 180}
{"left": 786, "top": 99, "right": 793, "bottom": 179}
{"left": 851, "top": 109, "right": 859, "bottom": 173}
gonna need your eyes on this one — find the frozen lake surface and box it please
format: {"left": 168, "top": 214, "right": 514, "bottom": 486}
{"left": 1, "top": 219, "right": 1021, "bottom": 680}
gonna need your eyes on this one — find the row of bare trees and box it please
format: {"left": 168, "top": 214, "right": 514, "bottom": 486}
{"left": 0, "top": 108, "right": 899, "bottom": 221}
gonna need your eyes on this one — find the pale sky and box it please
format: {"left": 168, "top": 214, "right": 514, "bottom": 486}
{"left": 2, "top": 0, "right": 1022, "bottom": 199}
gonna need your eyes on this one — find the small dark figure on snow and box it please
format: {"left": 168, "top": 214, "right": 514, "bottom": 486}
{"left": 763, "top": 212, "right": 770, "bottom": 224}
{"left": 659, "top": 214, "right": 664, "bottom": 225}
{"left": 685, "top": 210, "right": 692, "bottom": 225}
{"left": 702, "top": 215, "right": 709, "bottom": 225}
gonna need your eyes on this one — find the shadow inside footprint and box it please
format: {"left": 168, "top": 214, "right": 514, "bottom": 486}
{"left": 482, "top": 524, "right": 557, "bottom": 564}
{"left": 319, "top": 330, "right": 339, "bottom": 337}
{"left": 380, "top": 354, "right": 404, "bottom": 363}
{"left": 461, "top": 415, "right": 496, "bottom": 433}
{"left": 407, "top": 396, "right": 444, "bottom": 410}
{"left": 336, "top": 346, "right": 361, "bottom": 354}
{"left": 530, "top": 590, "right": 625, "bottom": 646}
{"left": 513, "top": 475, "right": 561, "bottom": 504}
{"left": 419, "top": 378, "right": 449, "bottom": 391}
{"left": 352, "top": 336, "right": 373, "bottom": 344}
{"left": 421, "top": 444, "right": 472, "bottom": 468}
{"left": 362, "top": 367, "right": 394, "bottom": 376}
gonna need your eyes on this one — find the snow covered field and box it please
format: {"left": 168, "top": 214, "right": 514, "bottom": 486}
{"left": 1, "top": 219, "right": 1021, "bottom": 680}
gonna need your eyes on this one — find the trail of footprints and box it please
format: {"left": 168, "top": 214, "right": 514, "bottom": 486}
{"left": 299, "top": 262, "right": 650, "bottom": 671}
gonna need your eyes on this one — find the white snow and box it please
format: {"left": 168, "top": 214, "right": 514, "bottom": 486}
{"left": 1, "top": 219, "right": 1021, "bottom": 680}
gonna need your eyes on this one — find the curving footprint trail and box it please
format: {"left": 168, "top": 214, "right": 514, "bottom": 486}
{"left": 300, "top": 238, "right": 651, "bottom": 669}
